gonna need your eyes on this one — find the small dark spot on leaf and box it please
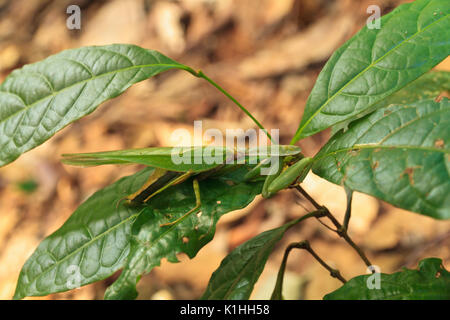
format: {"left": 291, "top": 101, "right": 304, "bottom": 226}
{"left": 435, "top": 271, "right": 441, "bottom": 278}
{"left": 372, "top": 161, "right": 379, "bottom": 169}
{"left": 182, "top": 236, "right": 189, "bottom": 244}
{"left": 434, "top": 138, "right": 444, "bottom": 148}
{"left": 435, "top": 91, "right": 450, "bottom": 102}
{"left": 402, "top": 167, "right": 415, "bottom": 185}
{"left": 225, "top": 180, "right": 235, "bottom": 186}
{"left": 383, "top": 109, "right": 392, "bottom": 116}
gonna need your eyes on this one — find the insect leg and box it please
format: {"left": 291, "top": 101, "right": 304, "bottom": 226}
{"left": 143, "top": 170, "right": 194, "bottom": 203}
{"left": 244, "top": 158, "right": 271, "bottom": 181}
{"left": 160, "top": 178, "right": 201, "bottom": 227}
{"left": 116, "top": 168, "right": 169, "bottom": 208}
{"left": 126, "top": 168, "right": 168, "bottom": 201}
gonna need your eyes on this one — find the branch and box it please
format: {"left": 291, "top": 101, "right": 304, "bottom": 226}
{"left": 294, "top": 185, "right": 373, "bottom": 269}
{"left": 291, "top": 241, "right": 347, "bottom": 283}
{"left": 271, "top": 239, "right": 346, "bottom": 300}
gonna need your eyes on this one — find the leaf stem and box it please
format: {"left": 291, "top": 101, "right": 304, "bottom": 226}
{"left": 291, "top": 240, "right": 347, "bottom": 284}
{"left": 272, "top": 239, "right": 347, "bottom": 299}
{"left": 192, "top": 70, "right": 273, "bottom": 143}
{"left": 271, "top": 209, "right": 337, "bottom": 299}
{"left": 294, "top": 185, "right": 373, "bottom": 269}
{"left": 343, "top": 186, "right": 353, "bottom": 231}
{"left": 271, "top": 243, "right": 291, "bottom": 300}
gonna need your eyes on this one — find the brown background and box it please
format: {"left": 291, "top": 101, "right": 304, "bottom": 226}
{"left": 0, "top": 0, "right": 449, "bottom": 300}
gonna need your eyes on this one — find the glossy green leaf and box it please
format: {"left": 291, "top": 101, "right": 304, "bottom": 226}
{"left": 371, "top": 70, "right": 450, "bottom": 107}
{"left": 331, "top": 71, "right": 450, "bottom": 136}
{"left": 13, "top": 168, "right": 153, "bottom": 299}
{"left": 291, "top": 0, "right": 450, "bottom": 143}
{"left": 313, "top": 98, "right": 450, "bottom": 219}
{"left": 324, "top": 258, "right": 450, "bottom": 300}
{"left": 201, "top": 217, "right": 308, "bottom": 300}
{"left": 62, "top": 145, "right": 302, "bottom": 173}
{"left": 104, "top": 166, "right": 264, "bottom": 299}
{"left": 0, "top": 44, "right": 193, "bottom": 167}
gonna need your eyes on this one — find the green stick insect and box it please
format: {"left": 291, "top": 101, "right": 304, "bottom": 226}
{"left": 62, "top": 145, "right": 313, "bottom": 227}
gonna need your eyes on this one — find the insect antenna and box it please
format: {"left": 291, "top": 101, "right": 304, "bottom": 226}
{"left": 294, "top": 188, "right": 337, "bottom": 232}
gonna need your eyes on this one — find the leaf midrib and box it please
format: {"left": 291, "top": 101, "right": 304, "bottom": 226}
{"left": 217, "top": 233, "right": 282, "bottom": 299}
{"left": 19, "top": 211, "right": 141, "bottom": 296}
{"left": 0, "top": 63, "right": 188, "bottom": 125}
{"left": 294, "top": 12, "right": 448, "bottom": 140}
{"left": 106, "top": 203, "right": 204, "bottom": 296}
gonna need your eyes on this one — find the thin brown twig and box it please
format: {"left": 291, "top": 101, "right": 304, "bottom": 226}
{"left": 294, "top": 190, "right": 337, "bottom": 231}
{"left": 291, "top": 240, "right": 347, "bottom": 284}
{"left": 294, "top": 194, "right": 312, "bottom": 213}
{"left": 293, "top": 185, "right": 373, "bottom": 270}
{"left": 316, "top": 217, "right": 339, "bottom": 232}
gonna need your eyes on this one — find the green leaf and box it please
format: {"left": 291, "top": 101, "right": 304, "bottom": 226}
{"left": 291, "top": 0, "right": 450, "bottom": 143}
{"left": 312, "top": 98, "right": 450, "bottom": 219}
{"left": 324, "top": 258, "right": 450, "bottom": 300}
{"left": 371, "top": 70, "right": 450, "bottom": 106}
{"left": 104, "top": 166, "right": 264, "bottom": 300}
{"left": 331, "top": 71, "right": 450, "bottom": 136}
{"left": 13, "top": 168, "right": 153, "bottom": 299}
{"left": 0, "top": 44, "right": 193, "bottom": 167}
{"left": 201, "top": 216, "right": 310, "bottom": 300}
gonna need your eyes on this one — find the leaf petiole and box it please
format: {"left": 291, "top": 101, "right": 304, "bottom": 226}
{"left": 192, "top": 69, "right": 273, "bottom": 143}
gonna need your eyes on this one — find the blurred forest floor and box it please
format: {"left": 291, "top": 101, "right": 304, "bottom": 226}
{"left": 0, "top": 0, "right": 449, "bottom": 300}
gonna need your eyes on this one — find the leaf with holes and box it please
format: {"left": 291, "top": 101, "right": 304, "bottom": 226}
{"left": 0, "top": 44, "right": 193, "bottom": 167}
{"left": 313, "top": 98, "right": 450, "bottom": 219}
{"left": 324, "top": 258, "right": 450, "bottom": 300}
{"left": 13, "top": 168, "right": 153, "bottom": 299}
{"left": 104, "top": 166, "right": 264, "bottom": 299}
{"left": 291, "top": 0, "right": 450, "bottom": 143}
